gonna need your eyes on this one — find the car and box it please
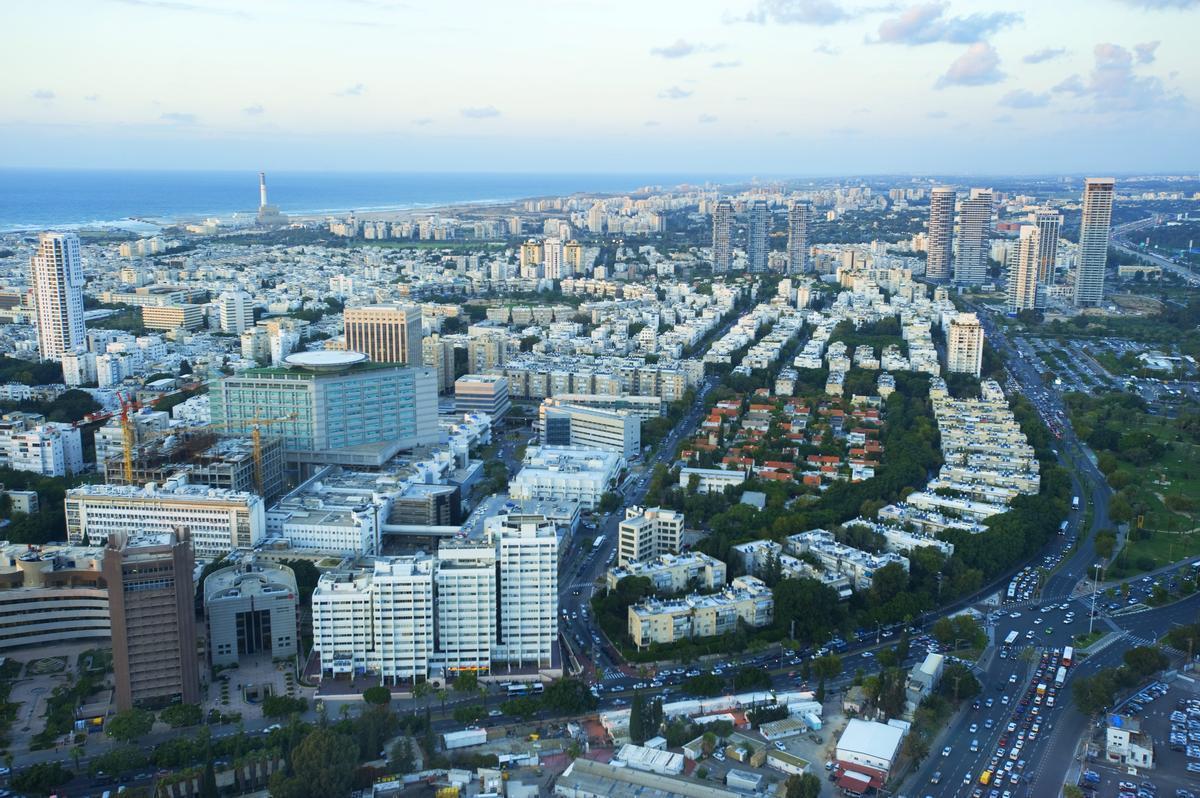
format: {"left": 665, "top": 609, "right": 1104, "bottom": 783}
{"left": 942, "top": 746, "right": 952, "bottom": 757}
{"left": 1009, "top": 674, "right": 1018, "bottom": 683}
{"left": 774, "top": 741, "right": 786, "bottom": 751}
{"left": 970, "top": 723, "right": 979, "bottom": 733}
{"left": 488, "top": 709, "right": 503, "bottom": 717}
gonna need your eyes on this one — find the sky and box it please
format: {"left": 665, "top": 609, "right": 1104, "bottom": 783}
{"left": 1, "top": 0, "right": 1198, "bottom": 175}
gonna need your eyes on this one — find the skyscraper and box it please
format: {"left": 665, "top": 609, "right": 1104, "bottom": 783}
{"left": 947, "top": 312, "right": 984, "bottom": 378}
{"left": 747, "top": 199, "right": 769, "bottom": 273}
{"left": 542, "top": 237, "right": 565, "bottom": 279}
{"left": 955, "top": 188, "right": 993, "bottom": 286}
{"left": 1006, "top": 225, "right": 1041, "bottom": 313}
{"left": 926, "top": 187, "right": 955, "bottom": 282}
{"left": 712, "top": 199, "right": 733, "bottom": 273}
{"left": 343, "top": 304, "right": 423, "bottom": 365}
{"left": 786, "top": 201, "right": 810, "bottom": 274}
{"left": 1031, "top": 207, "right": 1063, "bottom": 284}
{"left": 30, "top": 232, "right": 86, "bottom": 361}
{"left": 1074, "top": 178, "right": 1115, "bottom": 307}
{"left": 215, "top": 290, "right": 254, "bottom": 334}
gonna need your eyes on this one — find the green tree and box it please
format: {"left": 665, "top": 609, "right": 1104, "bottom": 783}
{"left": 269, "top": 727, "right": 358, "bottom": 798}
{"left": 199, "top": 758, "right": 219, "bottom": 798}
{"left": 159, "top": 702, "right": 203, "bottom": 727}
{"left": 629, "top": 693, "right": 647, "bottom": 744}
{"left": 785, "top": 773, "right": 822, "bottom": 798}
{"left": 11, "top": 762, "right": 74, "bottom": 794}
{"left": 106, "top": 707, "right": 155, "bottom": 742}
{"left": 362, "top": 686, "right": 391, "bottom": 706}
{"left": 390, "top": 737, "right": 416, "bottom": 774}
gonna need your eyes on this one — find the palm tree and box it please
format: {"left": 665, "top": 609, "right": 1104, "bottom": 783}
{"left": 412, "top": 680, "right": 432, "bottom": 709}
{"left": 70, "top": 745, "right": 83, "bottom": 774}
{"left": 436, "top": 688, "right": 448, "bottom": 717}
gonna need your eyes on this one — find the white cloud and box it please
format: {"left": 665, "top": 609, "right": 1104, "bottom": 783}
{"left": 32, "top": 89, "right": 55, "bottom": 101}
{"left": 875, "top": 3, "right": 1020, "bottom": 46}
{"left": 461, "top": 106, "right": 501, "bottom": 119}
{"left": 658, "top": 86, "right": 694, "bottom": 100}
{"left": 998, "top": 89, "right": 1050, "bottom": 108}
{"left": 935, "top": 43, "right": 1004, "bottom": 88}
{"left": 335, "top": 83, "right": 365, "bottom": 97}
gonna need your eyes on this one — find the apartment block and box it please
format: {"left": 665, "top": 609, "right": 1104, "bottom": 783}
{"left": 540, "top": 399, "right": 641, "bottom": 459}
{"left": 605, "top": 552, "right": 726, "bottom": 594}
{"left": 785, "top": 529, "right": 909, "bottom": 591}
{"left": 617, "top": 505, "right": 684, "bottom": 566}
{"left": 141, "top": 304, "right": 205, "bottom": 331}
{"left": 0, "top": 412, "right": 84, "bottom": 476}
{"left": 628, "top": 576, "right": 774, "bottom": 649}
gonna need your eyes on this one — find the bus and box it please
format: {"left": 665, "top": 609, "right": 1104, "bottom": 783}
{"left": 1004, "top": 631, "right": 1019, "bottom": 647}
{"left": 1055, "top": 666, "right": 1067, "bottom": 687}
{"left": 1059, "top": 520, "right": 1069, "bottom": 535}
{"left": 1006, "top": 583, "right": 1017, "bottom": 600}
{"left": 592, "top": 536, "right": 605, "bottom": 552}
{"left": 1062, "top": 646, "right": 1074, "bottom": 667}
{"left": 1072, "top": 496, "right": 1081, "bottom": 511}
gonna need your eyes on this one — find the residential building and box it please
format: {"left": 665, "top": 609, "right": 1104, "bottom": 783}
{"left": 540, "top": 400, "right": 640, "bottom": 459}
{"left": 104, "top": 527, "right": 200, "bottom": 711}
{"left": 509, "top": 445, "right": 624, "bottom": 510}
{"left": 947, "top": 312, "right": 984, "bottom": 378}
{"left": 1031, "top": 207, "right": 1062, "bottom": 284}
{"left": 1006, "top": 225, "right": 1041, "bottom": 313}
{"left": 617, "top": 505, "right": 684, "bottom": 566}
{"left": 785, "top": 529, "right": 909, "bottom": 591}
{"left": 30, "top": 232, "right": 86, "bottom": 361}
{"left": 1105, "top": 715, "right": 1154, "bottom": 769}
{"left": 712, "top": 199, "right": 733, "bottom": 273}
{"left": 467, "top": 331, "right": 507, "bottom": 374}
{"left": 489, "top": 512, "right": 559, "bottom": 669}
{"left": 543, "top": 237, "right": 565, "bottom": 279}
{"left": 954, "top": 188, "right": 992, "bottom": 286}
{"left": 677, "top": 466, "right": 746, "bottom": 494}
{"left": 455, "top": 374, "right": 511, "bottom": 421}
{"left": 0, "top": 412, "right": 84, "bottom": 476}
{"left": 787, "top": 201, "right": 810, "bottom": 274}
{"left": 422, "top": 333, "right": 456, "bottom": 392}
{"left": 65, "top": 478, "right": 265, "bottom": 559}
{"left": 926, "top": 187, "right": 955, "bottom": 282}
{"left": 215, "top": 290, "right": 254, "bottom": 334}
{"left": 628, "top": 576, "right": 773, "bottom": 648}
{"left": 1074, "top": 177, "right": 1115, "bottom": 307}
{"left": 434, "top": 539, "right": 497, "bottom": 676}
{"left": 606, "top": 552, "right": 725, "bottom": 593}
{"left": 204, "top": 557, "right": 299, "bottom": 667}
{"left": 343, "top": 304, "right": 423, "bottom": 365}
{"left": 747, "top": 200, "right": 768, "bottom": 273}
{"left": 209, "top": 353, "right": 439, "bottom": 473}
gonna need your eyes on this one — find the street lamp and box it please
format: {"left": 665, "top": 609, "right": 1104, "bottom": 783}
{"left": 1088, "top": 563, "right": 1103, "bottom": 636}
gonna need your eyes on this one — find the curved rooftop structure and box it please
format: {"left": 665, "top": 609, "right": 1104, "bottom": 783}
{"left": 284, "top": 350, "right": 368, "bottom": 372}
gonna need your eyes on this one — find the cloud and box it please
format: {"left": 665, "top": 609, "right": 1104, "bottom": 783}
{"left": 644, "top": 120, "right": 661, "bottom": 127}
{"left": 698, "top": 113, "right": 719, "bottom": 123}
{"left": 160, "top": 111, "right": 197, "bottom": 124}
{"left": 1134, "top": 41, "right": 1160, "bottom": 63}
{"left": 711, "top": 60, "right": 743, "bottom": 68}
{"left": 658, "top": 86, "right": 693, "bottom": 100}
{"left": 935, "top": 42, "right": 1004, "bottom": 88}
{"left": 412, "top": 117, "right": 433, "bottom": 126}
{"left": 84, "top": 94, "right": 99, "bottom": 101}
{"left": 1053, "top": 42, "right": 1183, "bottom": 112}
{"left": 31, "top": 90, "right": 55, "bottom": 101}
{"left": 742, "top": 0, "right": 852, "bottom": 26}
{"left": 335, "top": 83, "right": 365, "bottom": 97}
{"left": 650, "top": 39, "right": 719, "bottom": 58}
{"left": 993, "top": 114, "right": 1014, "bottom": 123}
{"left": 1023, "top": 48, "right": 1067, "bottom": 64}
{"left": 926, "top": 109, "right": 948, "bottom": 118}
{"left": 461, "top": 106, "right": 500, "bottom": 118}
{"left": 106, "top": 0, "right": 250, "bottom": 18}
{"left": 875, "top": 3, "right": 1020, "bottom": 45}
{"left": 998, "top": 89, "right": 1050, "bottom": 108}
{"left": 1113, "top": 0, "right": 1198, "bottom": 8}
{"left": 242, "top": 104, "right": 264, "bottom": 116}
{"left": 814, "top": 40, "right": 840, "bottom": 55}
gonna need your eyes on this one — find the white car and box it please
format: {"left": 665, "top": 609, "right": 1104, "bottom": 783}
{"left": 774, "top": 741, "right": 786, "bottom": 751}
{"left": 942, "top": 746, "right": 952, "bottom": 757}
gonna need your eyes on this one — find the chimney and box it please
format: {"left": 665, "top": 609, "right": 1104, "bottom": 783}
{"left": 259, "top": 172, "right": 268, "bottom": 208}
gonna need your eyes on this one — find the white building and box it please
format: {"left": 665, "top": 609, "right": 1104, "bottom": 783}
{"left": 617, "top": 505, "right": 684, "bottom": 566}
{"left": 678, "top": 466, "right": 746, "bottom": 495}
{"left": 215, "top": 290, "right": 254, "bottom": 334}
{"left": 434, "top": 540, "right": 497, "bottom": 675}
{"left": 1006, "top": 225, "right": 1041, "bottom": 313}
{"left": 540, "top": 400, "right": 641, "bottom": 460}
{"left": 488, "top": 513, "right": 559, "bottom": 669}
{"left": 0, "top": 413, "right": 84, "bottom": 477}
{"left": 947, "top": 312, "right": 984, "bottom": 378}
{"left": 510, "top": 445, "right": 624, "bottom": 510}
{"left": 30, "top": 232, "right": 86, "bottom": 361}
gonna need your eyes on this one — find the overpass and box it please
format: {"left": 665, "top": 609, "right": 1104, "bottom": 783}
{"left": 380, "top": 523, "right": 463, "bottom": 538}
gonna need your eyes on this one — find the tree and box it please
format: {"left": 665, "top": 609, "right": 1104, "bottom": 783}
{"left": 362, "top": 686, "right": 391, "bottom": 706}
{"left": 106, "top": 708, "right": 154, "bottom": 742}
{"left": 269, "top": 727, "right": 358, "bottom": 798}
{"left": 629, "top": 693, "right": 647, "bottom": 744}
{"left": 785, "top": 773, "right": 822, "bottom": 798}
{"left": 159, "top": 703, "right": 202, "bottom": 728}
{"left": 1064, "top": 786, "right": 1086, "bottom": 798}
{"left": 11, "top": 762, "right": 73, "bottom": 795}
{"left": 452, "top": 670, "right": 479, "bottom": 696}
{"left": 390, "top": 738, "right": 416, "bottom": 774}
{"left": 199, "top": 757, "right": 219, "bottom": 798}
{"left": 733, "top": 667, "right": 771, "bottom": 691}
{"left": 263, "top": 694, "right": 308, "bottom": 718}
{"left": 1123, "top": 646, "right": 1168, "bottom": 678}
{"left": 682, "top": 673, "right": 725, "bottom": 697}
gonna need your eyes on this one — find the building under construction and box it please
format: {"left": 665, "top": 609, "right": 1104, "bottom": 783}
{"left": 103, "top": 432, "right": 286, "bottom": 503}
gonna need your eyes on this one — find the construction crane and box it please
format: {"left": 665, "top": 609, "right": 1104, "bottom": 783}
{"left": 200, "top": 411, "right": 296, "bottom": 496}
{"left": 117, "top": 392, "right": 141, "bottom": 484}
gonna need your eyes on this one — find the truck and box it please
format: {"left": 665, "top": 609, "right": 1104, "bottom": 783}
{"left": 1036, "top": 683, "right": 1047, "bottom": 697}
{"left": 1004, "top": 631, "right": 1019, "bottom": 647}
{"left": 1062, "top": 646, "right": 1074, "bottom": 667}
{"left": 443, "top": 728, "right": 488, "bottom": 750}
{"left": 1059, "top": 520, "right": 1069, "bottom": 535}
{"left": 979, "top": 769, "right": 993, "bottom": 786}
{"left": 1055, "top": 666, "right": 1067, "bottom": 687}
{"left": 1072, "top": 496, "right": 1081, "bottom": 511}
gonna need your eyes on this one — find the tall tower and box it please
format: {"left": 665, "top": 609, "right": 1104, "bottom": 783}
{"left": 927, "top": 187, "right": 955, "bottom": 282}
{"left": 787, "top": 201, "right": 810, "bottom": 274}
{"left": 30, "top": 232, "right": 86, "bottom": 361}
{"left": 747, "top": 199, "right": 769, "bottom": 273}
{"left": 955, "top": 188, "right": 993, "bottom": 286}
{"left": 343, "top": 304, "right": 424, "bottom": 365}
{"left": 1074, "top": 178, "right": 1115, "bottom": 307}
{"left": 1031, "top": 207, "right": 1063, "bottom": 284}
{"left": 259, "top": 171, "right": 268, "bottom": 209}
{"left": 947, "top": 312, "right": 984, "bottom": 378}
{"left": 712, "top": 199, "right": 733, "bottom": 273}
{"left": 1006, "top": 225, "right": 1041, "bottom": 313}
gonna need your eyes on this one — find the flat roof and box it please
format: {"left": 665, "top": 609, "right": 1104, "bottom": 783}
{"left": 284, "top": 350, "right": 368, "bottom": 371}
{"left": 837, "top": 718, "right": 904, "bottom": 761}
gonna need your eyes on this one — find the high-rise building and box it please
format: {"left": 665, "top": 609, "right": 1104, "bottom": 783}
{"left": 433, "top": 540, "right": 497, "bottom": 675}
{"left": 787, "top": 201, "right": 810, "bottom": 274}
{"left": 955, "top": 188, "right": 993, "bottom": 286}
{"left": 542, "top": 237, "right": 565, "bottom": 280}
{"left": 564, "top": 240, "right": 585, "bottom": 273}
{"left": 422, "top": 333, "right": 456, "bottom": 392}
{"left": 30, "top": 232, "right": 86, "bottom": 361}
{"left": 1006, "top": 225, "right": 1042, "bottom": 314}
{"left": 926, "top": 187, "right": 955, "bottom": 282}
{"left": 618, "top": 505, "right": 684, "bottom": 566}
{"left": 712, "top": 199, "right": 733, "bottom": 273}
{"left": 587, "top": 203, "right": 606, "bottom": 234}
{"left": 104, "top": 527, "right": 200, "bottom": 711}
{"left": 215, "top": 290, "right": 254, "bottom": 334}
{"left": 489, "top": 513, "right": 558, "bottom": 670}
{"left": 747, "top": 199, "right": 769, "bottom": 273}
{"left": 1031, "top": 208, "right": 1063, "bottom": 284}
{"left": 466, "top": 332, "right": 506, "bottom": 374}
{"left": 1074, "top": 178, "right": 1115, "bottom": 307}
{"left": 343, "top": 304, "right": 423, "bottom": 365}
{"left": 209, "top": 352, "right": 439, "bottom": 473}
{"left": 947, "top": 312, "right": 985, "bottom": 378}
{"left": 455, "top": 374, "right": 511, "bottom": 421}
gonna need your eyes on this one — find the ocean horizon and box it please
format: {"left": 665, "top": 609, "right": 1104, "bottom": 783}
{"left": 0, "top": 168, "right": 743, "bottom": 234}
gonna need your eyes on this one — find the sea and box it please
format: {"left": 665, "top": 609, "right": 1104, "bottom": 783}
{"left": 0, "top": 168, "right": 737, "bottom": 233}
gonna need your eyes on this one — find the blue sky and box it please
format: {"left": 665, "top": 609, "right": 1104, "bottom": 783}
{"left": 1, "top": 0, "right": 1197, "bottom": 173}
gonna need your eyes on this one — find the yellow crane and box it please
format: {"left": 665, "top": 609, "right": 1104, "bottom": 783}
{"left": 202, "top": 411, "right": 296, "bottom": 496}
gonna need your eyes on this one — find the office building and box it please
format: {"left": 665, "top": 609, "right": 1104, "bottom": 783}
{"left": 343, "top": 304, "right": 423, "bottom": 365}
{"left": 926, "top": 187, "right": 955, "bottom": 282}
{"left": 489, "top": 513, "right": 559, "bottom": 669}
{"left": 423, "top": 333, "right": 456, "bottom": 392}
{"left": 65, "top": 478, "right": 265, "bottom": 559}
{"left": 787, "top": 201, "right": 810, "bottom": 274}
{"left": 455, "top": 374, "right": 511, "bottom": 421}
{"left": 1074, "top": 177, "right": 1115, "bottom": 307}
{"left": 104, "top": 527, "right": 200, "bottom": 711}
{"left": 141, "top": 304, "right": 205, "bottom": 331}
{"left": 204, "top": 557, "right": 299, "bottom": 667}
{"left": 712, "top": 199, "right": 733, "bottom": 273}
{"left": 215, "top": 290, "right": 254, "bottom": 334}
{"left": 540, "top": 400, "right": 641, "bottom": 459}
{"left": 209, "top": 352, "right": 439, "bottom": 472}
{"left": 509, "top": 445, "right": 624, "bottom": 510}
{"left": 0, "top": 542, "right": 108, "bottom": 652}
{"left": 1006, "top": 225, "right": 1041, "bottom": 313}
{"left": 1031, "top": 207, "right": 1063, "bottom": 284}
{"left": 0, "top": 412, "right": 84, "bottom": 476}
{"left": 434, "top": 540, "right": 497, "bottom": 675}
{"left": 747, "top": 199, "right": 768, "bottom": 273}
{"left": 617, "top": 505, "right": 684, "bottom": 566}
{"left": 954, "top": 188, "right": 992, "bottom": 286}
{"left": 947, "top": 312, "right": 984, "bottom": 378}
{"left": 834, "top": 719, "right": 906, "bottom": 791}
{"left": 30, "top": 232, "right": 86, "bottom": 361}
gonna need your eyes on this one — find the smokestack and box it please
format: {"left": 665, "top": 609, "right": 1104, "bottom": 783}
{"left": 259, "top": 171, "right": 267, "bottom": 208}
